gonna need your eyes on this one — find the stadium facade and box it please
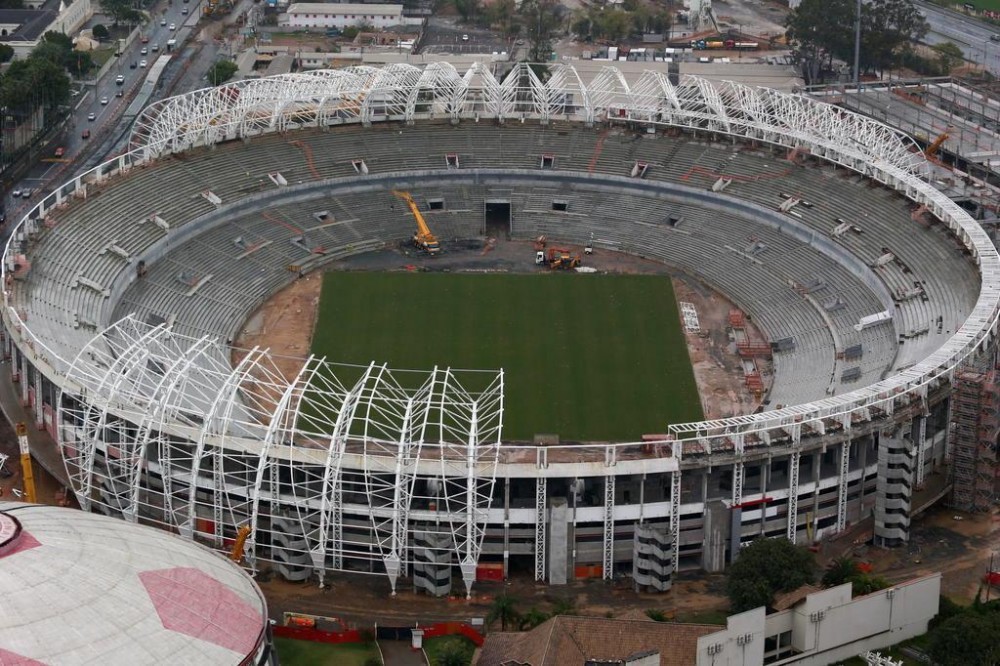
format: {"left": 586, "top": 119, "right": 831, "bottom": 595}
{"left": 3, "top": 63, "right": 998, "bottom": 598}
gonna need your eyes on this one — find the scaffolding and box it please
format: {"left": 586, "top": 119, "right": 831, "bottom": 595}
{"left": 950, "top": 363, "right": 999, "bottom": 512}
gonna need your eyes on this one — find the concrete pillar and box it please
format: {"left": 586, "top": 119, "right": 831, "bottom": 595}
{"left": 34, "top": 372, "right": 44, "bottom": 429}
{"left": 548, "top": 498, "right": 569, "bottom": 585}
{"left": 20, "top": 354, "right": 29, "bottom": 405}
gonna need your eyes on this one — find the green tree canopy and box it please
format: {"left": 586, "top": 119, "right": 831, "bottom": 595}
{"left": 208, "top": 60, "right": 239, "bottom": 85}
{"left": 102, "top": 0, "right": 144, "bottom": 26}
{"left": 785, "top": 0, "right": 928, "bottom": 84}
{"left": 519, "top": 0, "right": 562, "bottom": 62}
{"left": 928, "top": 612, "right": 1000, "bottom": 666}
{"left": 92, "top": 24, "right": 110, "bottom": 41}
{"left": 726, "top": 537, "right": 815, "bottom": 613}
{"left": 0, "top": 44, "right": 13, "bottom": 63}
{"left": 487, "top": 593, "right": 520, "bottom": 631}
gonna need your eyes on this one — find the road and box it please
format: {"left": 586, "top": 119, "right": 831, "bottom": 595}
{"left": 916, "top": 0, "right": 1000, "bottom": 73}
{"left": 5, "top": 0, "right": 217, "bottom": 226}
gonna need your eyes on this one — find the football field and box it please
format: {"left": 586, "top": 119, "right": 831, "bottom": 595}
{"left": 312, "top": 272, "right": 703, "bottom": 441}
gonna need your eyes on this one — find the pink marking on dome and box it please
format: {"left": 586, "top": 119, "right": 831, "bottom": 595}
{"left": 139, "top": 567, "right": 262, "bottom": 656}
{"left": 0, "top": 648, "right": 47, "bottom": 665}
{"left": 0, "top": 528, "right": 41, "bottom": 559}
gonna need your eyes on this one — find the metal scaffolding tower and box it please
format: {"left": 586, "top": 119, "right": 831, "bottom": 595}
{"left": 950, "top": 361, "right": 999, "bottom": 512}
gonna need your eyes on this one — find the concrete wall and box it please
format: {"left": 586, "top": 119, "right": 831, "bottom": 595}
{"left": 696, "top": 574, "right": 940, "bottom": 665}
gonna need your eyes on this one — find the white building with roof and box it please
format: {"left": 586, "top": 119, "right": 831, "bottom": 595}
{"left": 279, "top": 3, "right": 421, "bottom": 30}
{"left": 0, "top": 501, "right": 274, "bottom": 665}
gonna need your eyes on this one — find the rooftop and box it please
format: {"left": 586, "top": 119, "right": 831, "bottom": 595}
{"left": 476, "top": 615, "right": 720, "bottom": 666}
{"left": 0, "top": 502, "right": 268, "bottom": 664}
{"left": 285, "top": 3, "right": 404, "bottom": 14}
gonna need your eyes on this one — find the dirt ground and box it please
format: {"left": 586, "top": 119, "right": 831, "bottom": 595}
{"left": 232, "top": 239, "right": 760, "bottom": 425}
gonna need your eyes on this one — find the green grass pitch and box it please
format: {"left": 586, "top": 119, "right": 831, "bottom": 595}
{"left": 311, "top": 272, "right": 703, "bottom": 441}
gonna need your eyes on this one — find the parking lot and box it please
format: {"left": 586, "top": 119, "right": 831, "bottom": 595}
{"left": 418, "top": 17, "right": 514, "bottom": 56}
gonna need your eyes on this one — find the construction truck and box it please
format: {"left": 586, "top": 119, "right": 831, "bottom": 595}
{"left": 393, "top": 190, "right": 441, "bottom": 255}
{"left": 536, "top": 247, "right": 581, "bottom": 270}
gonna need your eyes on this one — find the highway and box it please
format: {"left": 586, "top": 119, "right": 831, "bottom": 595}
{"left": 5, "top": 0, "right": 213, "bottom": 224}
{"left": 916, "top": 0, "right": 1000, "bottom": 73}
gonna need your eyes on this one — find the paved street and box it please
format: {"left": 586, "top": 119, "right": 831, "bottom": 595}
{"left": 916, "top": 0, "right": 1000, "bottom": 72}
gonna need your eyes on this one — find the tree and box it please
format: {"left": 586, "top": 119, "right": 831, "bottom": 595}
{"left": 92, "top": 24, "right": 110, "bottom": 41}
{"left": 452, "top": 0, "right": 480, "bottom": 24}
{"left": 785, "top": 0, "right": 854, "bottom": 84}
{"left": 0, "top": 0, "right": 24, "bottom": 8}
{"left": 208, "top": 60, "right": 238, "bottom": 86}
{"left": 0, "top": 44, "right": 12, "bottom": 63}
{"left": 487, "top": 593, "right": 520, "bottom": 631}
{"left": 102, "top": 0, "right": 144, "bottom": 26}
{"left": 434, "top": 639, "right": 475, "bottom": 666}
{"left": 821, "top": 556, "right": 858, "bottom": 588}
{"left": 932, "top": 41, "right": 964, "bottom": 73}
{"left": 928, "top": 612, "right": 1000, "bottom": 666}
{"left": 483, "top": 0, "right": 517, "bottom": 37}
{"left": 726, "top": 537, "right": 815, "bottom": 613}
{"left": 518, "top": 606, "right": 549, "bottom": 630}
{"left": 519, "top": 0, "right": 562, "bottom": 63}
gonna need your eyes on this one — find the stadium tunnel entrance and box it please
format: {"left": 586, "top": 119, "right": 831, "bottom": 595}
{"left": 484, "top": 200, "right": 511, "bottom": 239}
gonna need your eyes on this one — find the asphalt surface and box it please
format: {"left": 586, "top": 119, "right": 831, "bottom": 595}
{"left": 419, "top": 16, "right": 514, "bottom": 56}
{"left": 917, "top": 0, "right": 1000, "bottom": 73}
{"left": 5, "top": 0, "right": 220, "bottom": 234}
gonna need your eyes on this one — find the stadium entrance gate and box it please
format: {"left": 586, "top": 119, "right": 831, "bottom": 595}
{"left": 484, "top": 199, "right": 511, "bottom": 239}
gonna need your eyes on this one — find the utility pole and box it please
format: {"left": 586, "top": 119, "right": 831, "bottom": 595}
{"left": 853, "top": 0, "right": 862, "bottom": 88}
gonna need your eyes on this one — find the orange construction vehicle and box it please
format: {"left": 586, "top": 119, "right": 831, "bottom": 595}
{"left": 538, "top": 247, "right": 581, "bottom": 270}
{"left": 393, "top": 190, "right": 441, "bottom": 255}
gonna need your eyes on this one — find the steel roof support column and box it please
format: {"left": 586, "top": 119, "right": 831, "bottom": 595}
{"left": 670, "top": 469, "right": 681, "bottom": 577}
{"left": 313, "top": 363, "right": 374, "bottom": 588}
{"left": 247, "top": 356, "right": 318, "bottom": 575}
{"left": 731, "top": 434, "right": 745, "bottom": 507}
{"left": 535, "top": 476, "right": 546, "bottom": 582}
{"left": 459, "top": 401, "right": 480, "bottom": 598}
{"left": 835, "top": 441, "right": 851, "bottom": 535}
{"left": 786, "top": 425, "right": 801, "bottom": 543}
{"left": 914, "top": 415, "right": 927, "bottom": 486}
{"left": 603, "top": 472, "right": 615, "bottom": 581}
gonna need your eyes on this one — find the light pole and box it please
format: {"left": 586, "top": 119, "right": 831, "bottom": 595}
{"left": 853, "top": 0, "right": 861, "bottom": 88}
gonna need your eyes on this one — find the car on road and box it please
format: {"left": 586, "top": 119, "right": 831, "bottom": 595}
{"left": 140, "top": 59, "right": 147, "bottom": 68}
{"left": 182, "top": 7, "right": 188, "bottom": 13}
{"left": 993, "top": 34, "right": 1000, "bottom": 43}
{"left": 141, "top": 35, "right": 149, "bottom": 44}
{"left": 100, "top": 96, "right": 108, "bottom": 105}
{"left": 116, "top": 74, "right": 125, "bottom": 85}
{"left": 81, "top": 129, "right": 90, "bottom": 140}
{"left": 54, "top": 147, "right": 64, "bottom": 158}
{"left": 462, "top": 34, "right": 469, "bottom": 41}
{"left": 11, "top": 189, "right": 21, "bottom": 198}
{"left": 160, "top": 17, "right": 167, "bottom": 26}
{"left": 130, "top": 61, "right": 137, "bottom": 69}
{"left": 140, "top": 47, "right": 147, "bottom": 55}
{"left": 169, "top": 23, "right": 176, "bottom": 31}
{"left": 87, "top": 112, "right": 96, "bottom": 121}
{"left": 116, "top": 89, "right": 124, "bottom": 98}
{"left": 152, "top": 43, "right": 159, "bottom": 51}
{"left": 20, "top": 188, "right": 31, "bottom": 199}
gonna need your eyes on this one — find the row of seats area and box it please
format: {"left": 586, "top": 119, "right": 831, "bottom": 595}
{"left": 13, "top": 120, "right": 981, "bottom": 411}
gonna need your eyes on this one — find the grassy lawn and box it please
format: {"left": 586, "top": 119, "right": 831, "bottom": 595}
{"left": 312, "top": 272, "right": 701, "bottom": 441}
{"left": 675, "top": 609, "right": 729, "bottom": 625}
{"left": 273, "top": 638, "right": 380, "bottom": 666}
{"left": 424, "top": 635, "right": 476, "bottom": 666}
{"left": 89, "top": 47, "right": 115, "bottom": 68}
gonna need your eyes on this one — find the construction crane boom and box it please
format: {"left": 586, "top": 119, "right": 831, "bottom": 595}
{"left": 230, "top": 524, "right": 252, "bottom": 563}
{"left": 926, "top": 132, "right": 948, "bottom": 157}
{"left": 16, "top": 423, "right": 35, "bottom": 503}
{"left": 392, "top": 190, "right": 440, "bottom": 255}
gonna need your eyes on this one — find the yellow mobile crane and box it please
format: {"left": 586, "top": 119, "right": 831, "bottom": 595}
{"left": 16, "top": 422, "right": 36, "bottom": 503}
{"left": 393, "top": 190, "right": 441, "bottom": 255}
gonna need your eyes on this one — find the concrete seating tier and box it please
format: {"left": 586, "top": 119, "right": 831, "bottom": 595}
{"left": 12, "top": 122, "right": 979, "bottom": 410}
